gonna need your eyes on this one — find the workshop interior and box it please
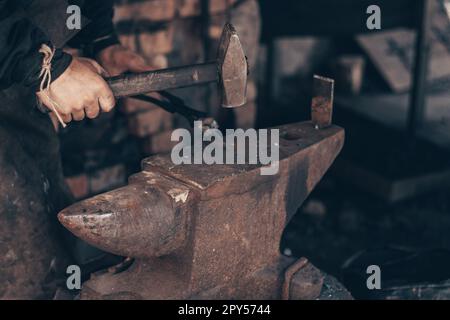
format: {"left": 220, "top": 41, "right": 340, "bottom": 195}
{"left": 2, "top": 0, "right": 450, "bottom": 302}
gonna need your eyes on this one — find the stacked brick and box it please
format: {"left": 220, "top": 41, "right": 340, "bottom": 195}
{"left": 65, "top": 164, "right": 127, "bottom": 199}
{"left": 114, "top": 0, "right": 260, "bottom": 138}
{"left": 60, "top": 110, "right": 141, "bottom": 200}
{"left": 62, "top": 0, "right": 260, "bottom": 200}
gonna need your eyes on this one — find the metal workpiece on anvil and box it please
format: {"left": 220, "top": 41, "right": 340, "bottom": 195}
{"left": 312, "top": 75, "right": 334, "bottom": 129}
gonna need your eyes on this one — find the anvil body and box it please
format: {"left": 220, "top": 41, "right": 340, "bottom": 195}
{"left": 59, "top": 121, "right": 344, "bottom": 299}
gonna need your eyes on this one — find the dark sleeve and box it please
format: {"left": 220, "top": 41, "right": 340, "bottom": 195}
{"left": 0, "top": 0, "right": 72, "bottom": 91}
{"left": 67, "top": 0, "right": 120, "bottom": 56}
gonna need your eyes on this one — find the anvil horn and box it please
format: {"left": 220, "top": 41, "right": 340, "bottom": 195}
{"left": 58, "top": 173, "right": 194, "bottom": 258}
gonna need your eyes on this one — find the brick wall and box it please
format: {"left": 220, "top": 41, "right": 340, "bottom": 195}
{"left": 114, "top": 0, "right": 260, "bottom": 130}
{"left": 62, "top": 0, "right": 261, "bottom": 200}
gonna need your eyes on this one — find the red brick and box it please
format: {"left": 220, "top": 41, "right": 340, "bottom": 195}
{"left": 120, "top": 93, "right": 161, "bottom": 114}
{"left": 177, "top": 0, "right": 237, "bottom": 17}
{"left": 138, "top": 26, "right": 174, "bottom": 57}
{"left": 141, "top": 130, "right": 178, "bottom": 155}
{"left": 89, "top": 165, "right": 127, "bottom": 194}
{"left": 209, "top": 0, "right": 230, "bottom": 15}
{"left": 128, "top": 108, "right": 173, "bottom": 137}
{"left": 114, "top": 0, "right": 176, "bottom": 23}
{"left": 177, "top": 0, "right": 201, "bottom": 17}
{"left": 65, "top": 175, "right": 89, "bottom": 200}
{"left": 209, "top": 14, "right": 227, "bottom": 39}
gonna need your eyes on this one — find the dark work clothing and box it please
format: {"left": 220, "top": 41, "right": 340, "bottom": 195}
{"left": 0, "top": 0, "right": 69, "bottom": 91}
{"left": 0, "top": 82, "right": 74, "bottom": 299}
{"left": 67, "top": 0, "right": 119, "bottom": 56}
{"left": 0, "top": 0, "right": 117, "bottom": 91}
{"left": 0, "top": 0, "right": 117, "bottom": 299}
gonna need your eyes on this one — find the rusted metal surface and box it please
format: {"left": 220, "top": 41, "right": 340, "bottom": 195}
{"left": 58, "top": 128, "right": 344, "bottom": 299}
{"left": 58, "top": 84, "right": 344, "bottom": 299}
{"left": 107, "top": 23, "right": 248, "bottom": 108}
{"left": 311, "top": 75, "right": 334, "bottom": 129}
{"left": 281, "top": 257, "right": 309, "bottom": 300}
{"left": 58, "top": 174, "right": 193, "bottom": 258}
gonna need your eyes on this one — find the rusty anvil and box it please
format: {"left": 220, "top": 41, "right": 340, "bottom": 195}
{"left": 58, "top": 77, "right": 345, "bottom": 300}
{"left": 107, "top": 23, "right": 248, "bottom": 111}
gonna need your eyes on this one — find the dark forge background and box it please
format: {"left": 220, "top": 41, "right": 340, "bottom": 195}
{"left": 57, "top": 0, "right": 450, "bottom": 299}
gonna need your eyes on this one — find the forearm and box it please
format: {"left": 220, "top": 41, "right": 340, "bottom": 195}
{"left": 0, "top": 0, "right": 72, "bottom": 91}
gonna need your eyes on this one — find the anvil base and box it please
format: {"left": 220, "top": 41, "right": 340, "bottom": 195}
{"left": 81, "top": 255, "right": 324, "bottom": 300}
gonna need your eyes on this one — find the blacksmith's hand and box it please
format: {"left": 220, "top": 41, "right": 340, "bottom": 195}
{"left": 37, "top": 57, "right": 115, "bottom": 123}
{"left": 96, "top": 44, "right": 154, "bottom": 77}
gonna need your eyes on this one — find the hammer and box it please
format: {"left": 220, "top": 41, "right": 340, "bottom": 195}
{"left": 107, "top": 23, "right": 248, "bottom": 110}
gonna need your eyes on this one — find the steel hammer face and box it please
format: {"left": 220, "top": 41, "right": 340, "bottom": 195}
{"left": 217, "top": 23, "right": 248, "bottom": 108}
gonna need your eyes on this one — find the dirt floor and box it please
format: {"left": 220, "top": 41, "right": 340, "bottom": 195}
{"left": 282, "top": 173, "right": 450, "bottom": 299}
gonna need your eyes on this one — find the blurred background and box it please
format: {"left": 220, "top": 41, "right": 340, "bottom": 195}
{"left": 61, "top": 0, "right": 450, "bottom": 299}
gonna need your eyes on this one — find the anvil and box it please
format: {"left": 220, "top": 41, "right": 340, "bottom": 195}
{"left": 58, "top": 77, "right": 344, "bottom": 299}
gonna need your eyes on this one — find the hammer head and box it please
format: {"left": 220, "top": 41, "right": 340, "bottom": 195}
{"left": 217, "top": 23, "right": 248, "bottom": 108}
